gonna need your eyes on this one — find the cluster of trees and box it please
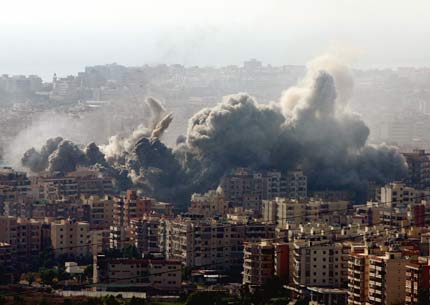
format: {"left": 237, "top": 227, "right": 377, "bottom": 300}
{"left": 185, "top": 276, "right": 290, "bottom": 305}
{"left": 0, "top": 295, "right": 147, "bottom": 305}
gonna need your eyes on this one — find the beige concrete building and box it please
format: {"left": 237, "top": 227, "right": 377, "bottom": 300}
{"left": 95, "top": 256, "right": 182, "bottom": 291}
{"left": 243, "top": 240, "right": 289, "bottom": 286}
{"left": 130, "top": 216, "right": 164, "bottom": 254}
{"left": 16, "top": 218, "right": 42, "bottom": 259}
{"left": 263, "top": 197, "right": 349, "bottom": 227}
{"left": 165, "top": 217, "right": 275, "bottom": 270}
{"left": 188, "top": 190, "right": 228, "bottom": 217}
{"left": 367, "top": 251, "right": 406, "bottom": 305}
{"left": 0, "top": 168, "right": 31, "bottom": 200}
{"left": 348, "top": 252, "right": 369, "bottom": 305}
{"left": 50, "top": 219, "right": 90, "bottom": 257}
{"left": 379, "top": 182, "right": 429, "bottom": 208}
{"left": 83, "top": 195, "right": 114, "bottom": 229}
{"left": 220, "top": 168, "right": 307, "bottom": 210}
{"left": 292, "top": 238, "right": 348, "bottom": 290}
{"left": 243, "top": 240, "right": 275, "bottom": 286}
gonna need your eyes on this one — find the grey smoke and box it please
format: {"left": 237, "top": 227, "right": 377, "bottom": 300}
{"left": 21, "top": 137, "right": 64, "bottom": 172}
{"left": 19, "top": 55, "right": 407, "bottom": 202}
{"left": 100, "top": 97, "right": 172, "bottom": 161}
{"left": 182, "top": 55, "right": 407, "bottom": 197}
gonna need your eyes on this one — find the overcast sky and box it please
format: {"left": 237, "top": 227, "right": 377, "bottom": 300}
{"left": 1, "top": 0, "right": 429, "bottom": 80}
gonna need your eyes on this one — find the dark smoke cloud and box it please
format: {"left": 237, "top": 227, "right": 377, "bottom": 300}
{"left": 22, "top": 137, "right": 64, "bottom": 172}
{"left": 19, "top": 55, "right": 407, "bottom": 203}
{"left": 182, "top": 56, "right": 407, "bottom": 197}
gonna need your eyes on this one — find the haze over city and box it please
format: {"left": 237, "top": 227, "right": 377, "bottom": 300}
{"left": 1, "top": 1, "right": 430, "bottom": 305}
{"left": 2, "top": 0, "right": 430, "bottom": 79}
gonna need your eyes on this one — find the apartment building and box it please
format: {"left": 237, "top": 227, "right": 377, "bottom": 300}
{"left": 82, "top": 195, "right": 114, "bottom": 229}
{"left": 348, "top": 252, "right": 369, "bottom": 305}
{"left": 367, "top": 251, "right": 406, "bottom": 305}
{"left": 379, "top": 182, "right": 429, "bottom": 208}
{"left": 15, "top": 218, "right": 42, "bottom": 260}
{"left": 405, "top": 258, "right": 430, "bottom": 305}
{"left": 130, "top": 216, "right": 165, "bottom": 254}
{"left": 403, "top": 149, "right": 430, "bottom": 189}
{"left": 292, "top": 238, "right": 348, "bottom": 292}
{"left": 164, "top": 217, "right": 275, "bottom": 270}
{"left": 0, "top": 242, "right": 12, "bottom": 266}
{"left": 219, "top": 168, "right": 307, "bottom": 210}
{"left": 243, "top": 240, "right": 289, "bottom": 286}
{"left": 68, "top": 169, "right": 113, "bottom": 196}
{"left": 35, "top": 176, "right": 78, "bottom": 199}
{"left": 0, "top": 167, "right": 31, "bottom": 201}
{"left": 188, "top": 190, "right": 228, "bottom": 217}
{"left": 286, "top": 170, "right": 308, "bottom": 199}
{"left": 95, "top": 255, "right": 182, "bottom": 291}
{"left": 263, "top": 197, "right": 349, "bottom": 227}
{"left": 113, "top": 190, "right": 153, "bottom": 228}
{"left": 50, "top": 219, "right": 90, "bottom": 257}
{"left": 0, "top": 216, "right": 43, "bottom": 262}
{"left": 34, "top": 170, "right": 113, "bottom": 200}
{"left": 0, "top": 216, "right": 17, "bottom": 250}
{"left": 243, "top": 240, "right": 275, "bottom": 286}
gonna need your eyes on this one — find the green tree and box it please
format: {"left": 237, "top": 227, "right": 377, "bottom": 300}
{"left": 294, "top": 299, "right": 309, "bottom": 305}
{"left": 185, "top": 291, "right": 228, "bottom": 305}
{"left": 39, "top": 268, "right": 57, "bottom": 286}
{"left": 252, "top": 276, "right": 287, "bottom": 305}
{"left": 13, "top": 295, "right": 25, "bottom": 305}
{"left": 103, "top": 295, "right": 121, "bottom": 305}
{"left": 38, "top": 298, "right": 50, "bottom": 305}
{"left": 238, "top": 284, "right": 254, "bottom": 305}
{"left": 128, "top": 297, "right": 145, "bottom": 305}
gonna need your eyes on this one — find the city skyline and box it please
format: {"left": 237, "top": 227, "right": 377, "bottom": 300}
{"left": 2, "top": 0, "right": 430, "bottom": 80}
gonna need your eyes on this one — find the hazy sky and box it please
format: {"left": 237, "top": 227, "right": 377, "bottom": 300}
{"left": 1, "top": 0, "right": 430, "bottom": 80}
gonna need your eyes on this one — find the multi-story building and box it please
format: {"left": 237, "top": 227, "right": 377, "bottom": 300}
{"left": 263, "top": 197, "right": 349, "bottom": 228}
{"left": 164, "top": 217, "right": 275, "bottom": 270}
{"left": 348, "top": 252, "right": 369, "bottom": 305}
{"left": 403, "top": 149, "right": 430, "bottom": 189}
{"left": 0, "top": 216, "right": 17, "bottom": 251}
{"left": 130, "top": 216, "right": 164, "bottom": 254}
{"left": 292, "top": 238, "right": 348, "bottom": 292}
{"left": 188, "top": 190, "right": 228, "bottom": 217}
{"left": 50, "top": 219, "right": 90, "bottom": 257}
{"left": 34, "top": 170, "right": 113, "bottom": 200}
{"left": 0, "top": 216, "right": 42, "bottom": 262}
{"left": 367, "top": 251, "right": 406, "bottom": 305}
{"left": 68, "top": 169, "right": 113, "bottom": 196}
{"left": 0, "top": 168, "right": 31, "bottom": 201}
{"left": 113, "top": 190, "right": 153, "bottom": 228}
{"left": 243, "top": 240, "right": 289, "bottom": 286}
{"left": 83, "top": 195, "right": 114, "bottom": 229}
{"left": 35, "top": 176, "right": 78, "bottom": 199}
{"left": 15, "top": 218, "right": 42, "bottom": 260}
{"left": 405, "top": 257, "right": 430, "bottom": 305}
{"left": 0, "top": 242, "right": 12, "bottom": 266}
{"left": 286, "top": 170, "right": 308, "bottom": 199}
{"left": 379, "top": 182, "right": 429, "bottom": 208}
{"left": 219, "top": 168, "right": 307, "bottom": 211}
{"left": 95, "top": 255, "right": 182, "bottom": 291}
{"left": 243, "top": 240, "right": 275, "bottom": 286}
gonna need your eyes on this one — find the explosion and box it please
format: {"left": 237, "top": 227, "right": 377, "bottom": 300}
{"left": 19, "top": 55, "right": 407, "bottom": 203}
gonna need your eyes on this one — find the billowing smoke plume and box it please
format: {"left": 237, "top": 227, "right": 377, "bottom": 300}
{"left": 19, "top": 55, "right": 407, "bottom": 202}
{"left": 100, "top": 98, "right": 173, "bottom": 161}
{"left": 183, "top": 54, "right": 407, "bottom": 196}
{"left": 20, "top": 98, "right": 177, "bottom": 198}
